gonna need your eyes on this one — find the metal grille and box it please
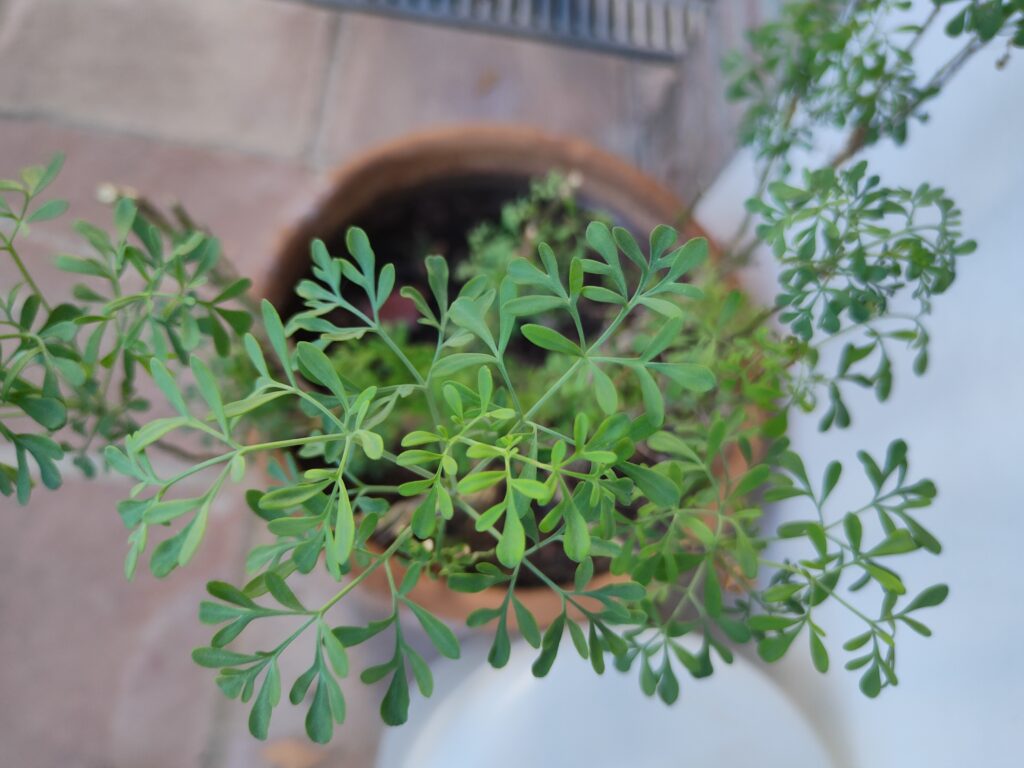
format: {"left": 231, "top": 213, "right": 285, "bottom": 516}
{"left": 296, "top": 0, "right": 709, "bottom": 59}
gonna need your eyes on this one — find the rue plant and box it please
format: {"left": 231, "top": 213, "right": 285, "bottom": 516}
{"left": 3, "top": 0, "right": 1015, "bottom": 745}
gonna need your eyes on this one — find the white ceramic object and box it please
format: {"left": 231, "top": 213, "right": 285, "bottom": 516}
{"left": 377, "top": 634, "right": 837, "bottom": 768}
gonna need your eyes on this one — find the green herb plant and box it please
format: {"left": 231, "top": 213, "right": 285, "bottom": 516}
{"left": 3, "top": 0, "right": 1010, "bottom": 747}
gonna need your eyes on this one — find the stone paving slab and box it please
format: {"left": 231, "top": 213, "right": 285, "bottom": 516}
{"left": 0, "top": 0, "right": 335, "bottom": 158}
{"left": 316, "top": 14, "right": 673, "bottom": 172}
{"left": 0, "top": 116, "right": 323, "bottom": 293}
{"left": 0, "top": 116, "right": 323, "bottom": 767}
{"left": 0, "top": 476, "right": 252, "bottom": 768}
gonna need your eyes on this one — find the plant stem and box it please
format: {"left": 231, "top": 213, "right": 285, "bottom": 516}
{"left": 523, "top": 358, "right": 583, "bottom": 421}
{"left": 2, "top": 191, "right": 52, "bottom": 311}
{"left": 318, "top": 527, "right": 414, "bottom": 615}
{"left": 375, "top": 324, "right": 442, "bottom": 427}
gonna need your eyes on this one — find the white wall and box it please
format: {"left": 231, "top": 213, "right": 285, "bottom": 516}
{"left": 695, "top": 6, "right": 1024, "bottom": 766}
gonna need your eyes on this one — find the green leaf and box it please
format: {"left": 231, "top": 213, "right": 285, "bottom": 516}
{"left": 296, "top": 341, "right": 346, "bottom": 399}
{"left": 612, "top": 226, "right": 647, "bottom": 270}
{"left": 757, "top": 630, "right": 798, "bottom": 662}
{"left": 260, "top": 300, "right": 293, "bottom": 382}
{"left": 54, "top": 254, "right": 108, "bottom": 277}
{"left": 405, "top": 600, "right": 460, "bottom": 659}
{"left": 649, "top": 224, "right": 678, "bottom": 261}
{"left": 648, "top": 362, "right": 715, "bottom": 392}
{"left": 322, "top": 626, "right": 349, "bottom": 676}
{"left": 734, "top": 465, "right": 770, "bottom": 497}
{"left": 144, "top": 497, "right": 200, "bottom": 524}
{"left": 810, "top": 632, "right": 829, "bottom": 673}
{"left": 867, "top": 530, "right": 919, "bottom": 557}
{"left": 457, "top": 471, "right": 505, "bottom": 495}
{"left": 504, "top": 295, "right": 564, "bottom": 316}
{"left": 113, "top": 197, "right": 136, "bottom": 241}
{"left": 375, "top": 263, "right": 395, "bottom": 310}
{"left": 634, "top": 365, "right": 664, "bottom": 426}
{"left": 748, "top": 615, "right": 800, "bottom": 632}
{"left": 426, "top": 254, "right": 449, "bottom": 309}
{"left": 406, "top": 645, "right": 434, "bottom": 696}
{"left": 666, "top": 237, "right": 709, "bottom": 279}
{"left": 15, "top": 396, "right": 67, "bottom": 430}
{"left": 248, "top": 662, "right": 280, "bottom": 740}
{"left": 357, "top": 430, "right": 384, "bottom": 460}
{"left": 638, "top": 296, "right": 682, "bottom": 318}
{"left": 762, "top": 583, "right": 803, "bottom": 603}
{"left": 259, "top": 481, "right": 329, "bottom": 511}
{"left": 640, "top": 318, "right": 683, "bottom": 362}
{"left": 265, "top": 573, "right": 305, "bottom": 611}
{"left": 844, "top": 513, "right": 863, "bottom": 550}
{"left": 432, "top": 352, "right": 494, "bottom": 378}
{"left": 585, "top": 221, "right": 625, "bottom": 292}
{"left": 346, "top": 226, "right": 376, "bottom": 279}
{"left": 567, "top": 619, "right": 589, "bottom": 659}
{"left": 507, "top": 257, "right": 552, "bottom": 288}
{"left": 380, "top": 664, "right": 410, "bottom": 726}
{"left": 512, "top": 598, "right": 541, "bottom": 648}
{"left": 149, "top": 359, "right": 189, "bottom": 417}
{"left": 449, "top": 296, "right": 496, "bottom": 351}
{"left": 654, "top": 660, "right": 678, "bottom": 703}
{"left": 863, "top": 563, "right": 906, "bottom": 594}
{"left": 333, "top": 618, "right": 393, "bottom": 647}
{"left": 768, "top": 181, "right": 808, "bottom": 201}
{"left": 532, "top": 614, "right": 565, "bottom": 677}
{"left": 619, "top": 462, "right": 680, "bottom": 508}
{"left": 563, "top": 501, "right": 591, "bottom": 562}
{"left": 581, "top": 286, "right": 625, "bottom": 304}
{"left": 488, "top": 615, "right": 511, "bottom": 668}
{"left": 496, "top": 496, "right": 525, "bottom": 567}
{"left": 31, "top": 152, "right": 64, "bottom": 195}
{"left": 591, "top": 364, "right": 618, "bottom": 414}
{"left": 306, "top": 680, "right": 334, "bottom": 743}
{"left": 190, "top": 356, "right": 227, "bottom": 432}
{"left": 859, "top": 664, "right": 881, "bottom": 698}
{"left": 191, "top": 647, "right": 257, "bottom": 668}
{"left": 902, "top": 584, "right": 949, "bottom": 613}
{"left": 589, "top": 581, "right": 647, "bottom": 601}
{"left": 704, "top": 567, "right": 722, "bottom": 617}
{"left": 178, "top": 506, "right": 208, "bottom": 566}
{"left": 335, "top": 488, "right": 355, "bottom": 565}
{"left": 27, "top": 199, "right": 69, "bottom": 223}
{"left": 520, "top": 324, "right": 582, "bottom": 356}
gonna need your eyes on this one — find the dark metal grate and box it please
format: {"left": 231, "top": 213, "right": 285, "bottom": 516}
{"left": 294, "top": 0, "right": 709, "bottom": 59}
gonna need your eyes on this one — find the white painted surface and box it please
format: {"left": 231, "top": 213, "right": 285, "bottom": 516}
{"left": 377, "top": 635, "right": 836, "bottom": 768}
{"left": 694, "top": 7, "right": 1024, "bottom": 767}
{"left": 376, "top": 8, "right": 1023, "bottom": 767}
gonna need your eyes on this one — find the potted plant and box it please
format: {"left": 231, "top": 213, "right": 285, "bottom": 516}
{"left": 3, "top": 0, "right": 1018, "bottom": 747}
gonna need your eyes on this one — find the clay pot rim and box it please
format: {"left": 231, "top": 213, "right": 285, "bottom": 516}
{"left": 255, "top": 122, "right": 718, "bottom": 307}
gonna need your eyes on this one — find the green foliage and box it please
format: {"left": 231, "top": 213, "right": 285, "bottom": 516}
{"left": 96, "top": 214, "right": 945, "bottom": 736}
{"left": 459, "top": 172, "right": 608, "bottom": 286}
{"left": 0, "top": 154, "right": 251, "bottom": 503}
{"left": 3, "top": 147, "right": 954, "bottom": 741}
{"left": 723, "top": 0, "right": 1014, "bottom": 430}
{"left": 725, "top": 0, "right": 1023, "bottom": 163}
{"left": 755, "top": 162, "right": 974, "bottom": 428}
{"left": 9, "top": 0, "right": 1002, "bottom": 738}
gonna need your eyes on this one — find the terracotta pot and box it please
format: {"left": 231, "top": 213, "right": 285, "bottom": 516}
{"left": 260, "top": 124, "right": 714, "bottom": 628}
